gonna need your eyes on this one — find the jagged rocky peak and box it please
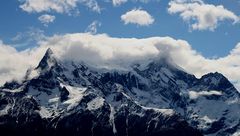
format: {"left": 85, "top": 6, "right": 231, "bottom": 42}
{"left": 201, "top": 72, "right": 225, "bottom": 81}
{"left": 136, "top": 56, "right": 187, "bottom": 75}
{"left": 198, "top": 72, "right": 237, "bottom": 91}
{"left": 134, "top": 56, "right": 197, "bottom": 85}
{"left": 36, "top": 48, "right": 57, "bottom": 70}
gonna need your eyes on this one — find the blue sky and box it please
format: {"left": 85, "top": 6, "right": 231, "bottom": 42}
{"left": 0, "top": 0, "right": 240, "bottom": 57}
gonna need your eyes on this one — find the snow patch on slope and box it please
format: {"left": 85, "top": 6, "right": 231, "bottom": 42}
{"left": 61, "top": 84, "right": 87, "bottom": 110}
{"left": 87, "top": 97, "right": 104, "bottom": 110}
{"left": 109, "top": 105, "right": 117, "bottom": 134}
{"left": 2, "top": 88, "right": 23, "bottom": 93}
{"left": 187, "top": 94, "right": 240, "bottom": 132}
{"left": 233, "top": 131, "right": 240, "bottom": 136}
{"left": 39, "top": 106, "right": 52, "bottom": 118}
{"left": 0, "top": 104, "right": 11, "bottom": 116}
{"left": 142, "top": 106, "right": 175, "bottom": 116}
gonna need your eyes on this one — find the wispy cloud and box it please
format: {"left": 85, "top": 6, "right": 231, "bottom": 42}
{"left": 19, "top": 0, "right": 101, "bottom": 15}
{"left": 38, "top": 14, "right": 56, "bottom": 27}
{"left": 112, "top": 0, "right": 128, "bottom": 6}
{"left": 85, "top": 20, "right": 101, "bottom": 34}
{"left": 80, "top": 0, "right": 101, "bottom": 13}
{"left": 111, "top": 0, "right": 156, "bottom": 6}
{"left": 11, "top": 27, "right": 46, "bottom": 49}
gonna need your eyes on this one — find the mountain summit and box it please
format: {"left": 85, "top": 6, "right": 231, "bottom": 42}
{"left": 0, "top": 49, "right": 239, "bottom": 136}
{"left": 36, "top": 48, "right": 57, "bottom": 71}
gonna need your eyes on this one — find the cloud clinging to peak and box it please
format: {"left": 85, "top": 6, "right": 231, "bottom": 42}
{"left": 0, "top": 33, "right": 240, "bottom": 91}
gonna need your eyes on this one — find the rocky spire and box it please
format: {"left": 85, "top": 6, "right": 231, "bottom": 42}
{"left": 36, "top": 48, "right": 57, "bottom": 70}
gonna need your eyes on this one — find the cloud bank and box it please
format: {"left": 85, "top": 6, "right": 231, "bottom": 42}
{"left": 168, "top": 0, "right": 239, "bottom": 31}
{"left": 0, "top": 33, "right": 240, "bottom": 91}
{"left": 121, "top": 9, "right": 154, "bottom": 26}
{"left": 0, "top": 40, "right": 44, "bottom": 85}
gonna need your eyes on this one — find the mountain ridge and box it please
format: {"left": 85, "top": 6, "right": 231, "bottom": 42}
{"left": 0, "top": 48, "right": 239, "bottom": 136}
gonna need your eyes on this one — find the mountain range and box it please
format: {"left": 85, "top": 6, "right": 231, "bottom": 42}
{"left": 0, "top": 48, "right": 239, "bottom": 136}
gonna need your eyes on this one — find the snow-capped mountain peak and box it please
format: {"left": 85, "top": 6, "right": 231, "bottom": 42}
{"left": 0, "top": 49, "right": 239, "bottom": 136}
{"left": 36, "top": 48, "right": 57, "bottom": 71}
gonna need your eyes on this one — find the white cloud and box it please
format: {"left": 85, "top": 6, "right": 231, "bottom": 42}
{"left": 0, "top": 33, "right": 240, "bottom": 91}
{"left": 0, "top": 41, "right": 46, "bottom": 85}
{"left": 38, "top": 14, "right": 56, "bottom": 26}
{"left": 111, "top": 0, "right": 155, "bottom": 6}
{"left": 121, "top": 9, "right": 154, "bottom": 26}
{"left": 189, "top": 90, "right": 222, "bottom": 99}
{"left": 79, "top": 0, "right": 100, "bottom": 13}
{"left": 85, "top": 20, "right": 101, "bottom": 34}
{"left": 112, "top": 0, "right": 128, "bottom": 6}
{"left": 19, "top": 0, "right": 78, "bottom": 14}
{"left": 168, "top": 0, "right": 240, "bottom": 31}
{"left": 19, "top": 0, "right": 100, "bottom": 14}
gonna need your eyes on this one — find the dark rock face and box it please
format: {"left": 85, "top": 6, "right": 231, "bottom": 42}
{"left": 0, "top": 84, "right": 201, "bottom": 135}
{"left": 0, "top": 49, "right": 239, "bottom": 136}
{"left": 0, "top": 95, "right": 47, "bottom": 136}
{"left": 0, "top": 91, "right": 202, "bottom": 136}
{"left": 60, "top": 87, "right": 70, "bottom": 102}
{"left": 2, "top": 80, "right": 21, "bottom": 90}
{"left": 100, "top": 72, "right": 142, "bottom": 90}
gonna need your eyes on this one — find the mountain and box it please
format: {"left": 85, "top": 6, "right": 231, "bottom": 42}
{"left": 0, "top": 48, "right": 239, "bottom": 136}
